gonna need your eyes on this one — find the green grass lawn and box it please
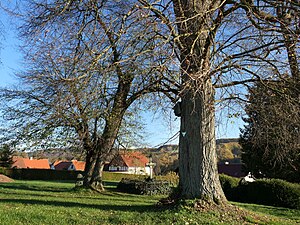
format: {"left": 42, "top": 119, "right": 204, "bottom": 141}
{"left": 0, "top": 180, "right": 299, "bottom": 225}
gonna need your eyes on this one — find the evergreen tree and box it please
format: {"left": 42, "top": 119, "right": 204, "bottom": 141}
{"left": 240, "top": 80, "right": 300, "bottom": 182}
{"left": 0, "top": 144, "right": 14, "bottom": 168}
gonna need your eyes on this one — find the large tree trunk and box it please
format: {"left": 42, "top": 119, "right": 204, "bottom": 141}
{"left": 88, "top": 135, "right": 119, "bottom": 191}
{"left": 89, "top": 156, "right": 105, "bottom": 191}
{"left": 81, "top": 126, "right": 121, "bottom": 191}
{"left": 173, "top": 0, "right": 226, "bottom": 202}
{"left": 178, "top": 78, "right": 226, "bottom": 202}
{"left": 83, "top": 147, "right": 96, "bottom": 187}
{"left": 82, "top": 115, "right": 124, "bottom": 191}
{"left": 83, "top": 73, "right": 133, "bottom": 191}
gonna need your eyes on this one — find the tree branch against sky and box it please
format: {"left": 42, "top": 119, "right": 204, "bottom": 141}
{"left": 138, "top": 0, "right": 299, "bottom": 202}
{"left": 0, "top": 0, "right": 298, "bottom": 204}
{"left": 239, "top": 0, "right": 300, "bottom": 183}
{"left": 0, "top": 0, "right": 179, "bottom": 190}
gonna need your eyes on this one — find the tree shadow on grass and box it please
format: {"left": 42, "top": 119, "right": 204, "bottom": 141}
{"left": 0, "top": 198, "right": 164, "bottom": 213}
{"left": 103, "top": 181, "right": 119, "bottom": 187}
{"left": 236, "top": 203, "right": 300, "bottom": 221}
{"left": 0, "top": 190, "right": 155, "bottom": 205}
{"left": 0, "top": 182, "right": 166, "bottom": 205}
{"left": 0, "top": 183, "right": 71, "bottom": 193}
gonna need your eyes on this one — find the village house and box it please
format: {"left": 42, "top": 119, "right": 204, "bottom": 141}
{"left": 53, "top": 160, "right": 85, "bottom": 171}
{"left": 11, "top": 157, "right": 50, "bottom": 169}
{"left": 106, "top": 151, "right": 151, "bottom": 175}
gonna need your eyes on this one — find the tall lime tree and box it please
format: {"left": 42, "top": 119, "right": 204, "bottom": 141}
{"left": 1, "top": 0, "right": 299, "bottom": 202}
{"left": 0, "top": 0, "right": 178, "bottom": 191}
{"left": 139, "top": 0, "right": 300, "bottom": 202}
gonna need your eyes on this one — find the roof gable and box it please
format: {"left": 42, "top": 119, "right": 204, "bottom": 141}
{"left": 71, "top": 160, "right": 85, "bottom": 171}
{"left": 119, "top": 152, "right": 149, "bottom": 167}
{"left": 54, "top": 161, "right": 72, "bottom": 170}
{"left": 54, "top": 160, "right": 85, "bottom": 171}
{"left": 12, "top": 157, "right": 50, "bottom": 169}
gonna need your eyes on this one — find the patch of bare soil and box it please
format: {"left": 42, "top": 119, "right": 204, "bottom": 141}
{"left": 158, "top": 197, "right": 272, "bottom": 224}
{"left": 193, "top": 199, "right": 270, "bottom": 224}
{"left": 0, "top": 174, "right": 14, "bottom": 183}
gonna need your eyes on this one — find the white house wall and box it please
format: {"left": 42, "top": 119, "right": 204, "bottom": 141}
{"left": 108, "top": 166, "right": 150, "bottom": 175}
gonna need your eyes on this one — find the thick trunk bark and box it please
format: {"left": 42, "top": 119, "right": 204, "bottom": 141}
{"left": 82, "top": 118, "right": 123, "bottom": 191}
{"left": 76, "top": 126, "right": 95, "bottom": 187}
{"left": 172, "top": 0, "right": 226, "bottom": 202}
{"left": 90, "top": 156, "right": 105, "bottom": 191}
{"left": 83, "top": 85, "right": 131, "bottom": 190}
{"left": 88, "top": 134, "right": 118, "bottom": 191}
{"left": 178, "top": 78, "right": 226, "bottom": 202}
{"left": 83, "top": 149, "right": 96, "bottom": 186}
{"left": 82, "top": 128, "right": 121, "bottom": 191}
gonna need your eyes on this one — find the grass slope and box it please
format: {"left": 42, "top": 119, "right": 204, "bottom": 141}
{"left": 0, "top": 180, "right": 299, "bottom": 225}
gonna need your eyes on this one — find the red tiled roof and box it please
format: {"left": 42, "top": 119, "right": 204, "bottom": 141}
{"left": 71, "top": 160, "right": 85, "bottom": 171}
{"left": 119, "top": 152, "right": 149, "bottom": 167}
{"left": 11, "top": 157, "right": 50, "bottom": 169}
{"left": 54, "top": 160, "right": 85, "bottom": 171}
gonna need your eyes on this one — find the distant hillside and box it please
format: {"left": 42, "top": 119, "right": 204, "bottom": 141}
{"left": 216, "top": 138, "right": 239, "bottom": 145}
{"left": 150, "top": 138, "right": 241, "bottom": 174}
{"left": 20, "top": 138, "right": 241, "bottom": 174}
{"left": 154, "top": 145, "right": 179, "bottom": 153}
{"left": 24, "top": 148, "right": 85, "bottom": 163}
{"left": 216, "top": 141, "right": 242, "bottom": 163}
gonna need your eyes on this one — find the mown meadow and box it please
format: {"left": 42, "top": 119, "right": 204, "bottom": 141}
{"left": 0, "top": 180, "right": 299, "bottom": 225}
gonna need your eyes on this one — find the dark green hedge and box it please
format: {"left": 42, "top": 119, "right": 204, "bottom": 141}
{"left": 1, "top": 168, "right": 82, "bottom": 180}
{"left": 236, "top": 179, "right": 300, "bottom": 209}
{"left": 0, "top": 168, "right": 175, "bottom": 182}
{"left": 0, "top": 168, "right": 146, "bottom": 181}
{"left": 219, "top": 174, "right": 239, "bottom": 200}
{"left": 219, "top": 174, "right": 300, "bottom": 209}
{"left": 117, "top": 178, "right": 171, "bottom": 195}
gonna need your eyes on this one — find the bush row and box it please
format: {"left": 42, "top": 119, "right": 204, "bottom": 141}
{"left": 0, "top": 168, "right": 150, "bottom": 181}
{"left": 219, "top": 174, "right": 300, "bottom": 209}
{"left": 0, "top": 168, "right": 176, "bottom": 183}
{"left": 117, "top": 178, "right": 171, "bottom": 195}
{"left": 1, "top": 168, "right": 82, "bottom": 180}
{"left": 2, "top": 167, "right": 298, "bottom": 209}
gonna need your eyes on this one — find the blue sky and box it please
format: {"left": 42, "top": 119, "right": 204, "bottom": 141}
{"left": 0, "top": 11, "right": 243, "bottom": 147}
{"left": 0, "top": 9, "right": 22, "bottom": 87}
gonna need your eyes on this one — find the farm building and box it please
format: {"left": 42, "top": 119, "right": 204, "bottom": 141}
{"left": 106, "top": 151, "right": 151, "bottom": 175}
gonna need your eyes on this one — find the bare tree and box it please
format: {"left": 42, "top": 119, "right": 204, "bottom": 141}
{"left": 0, "top": 0, "right": 178, "bottom": 191}
{"left": 1, "top": 0, "right": 298, "bottom": 205}
{"left": 138, "top": 0, "right": 299, "bottom": 203}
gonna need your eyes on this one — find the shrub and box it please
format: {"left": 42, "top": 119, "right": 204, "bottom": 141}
{"left": 237, "top": 179, "right": 300, "bottom": 209}
{"left": 156, "top": 171, "right": 179, "bottom": 187}
{"left": 219, "top": 174, "right": 239, "bottom": 200}
{"left": 117, "top": 178, "right": 171, "bottom": 195}
{"left": 102, "top": 172, "right": 146, "bottom": 181}
{"left": 3, "top": 168, "right": 81, "bottom": 180}
{"left": 0, "top": 167, "right": 8, "bottom": 175}
{"left": 219, "top": 175, "right": 300, "bottom": 209}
